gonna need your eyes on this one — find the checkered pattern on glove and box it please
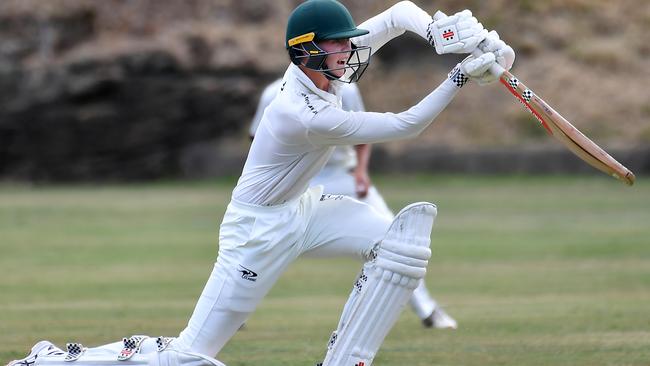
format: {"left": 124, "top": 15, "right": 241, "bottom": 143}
{"left": 448, "top": 65, "right": 469, "bottom": 88}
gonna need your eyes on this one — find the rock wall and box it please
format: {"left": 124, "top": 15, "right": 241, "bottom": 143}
{"left": 1, "top": 52, "right": 268, "bottom": 180}
{"left": 0, "top": 1, "right": 283, "bottom": 180}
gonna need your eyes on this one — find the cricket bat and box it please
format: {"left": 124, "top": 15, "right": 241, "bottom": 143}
{"left": 476, "top": 52, "right": 636, "bottom": 186}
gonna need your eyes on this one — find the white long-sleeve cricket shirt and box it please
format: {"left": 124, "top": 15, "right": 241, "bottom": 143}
{"left": 232, "top": 1, "right": 462, "bottom": 206}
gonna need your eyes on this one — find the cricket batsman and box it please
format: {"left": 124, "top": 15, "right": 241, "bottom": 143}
{"left": 250, "top": 79, "right": 457, "bottom": 329}
{"left": 8, "top": 1, "right": 514, "bottom": 366}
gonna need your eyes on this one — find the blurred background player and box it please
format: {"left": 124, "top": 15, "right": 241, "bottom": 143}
{"left": 249, "top": 78, "right": 457, "bottom": 329}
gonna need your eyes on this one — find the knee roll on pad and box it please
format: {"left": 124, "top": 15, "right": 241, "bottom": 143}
{"left": 375, "top": 240, "right": 431, "bottom": 279}
{"left": 322, "top": 202, "right": 437, "bottom": 366}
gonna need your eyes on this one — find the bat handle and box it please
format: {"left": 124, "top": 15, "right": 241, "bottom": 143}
{"left": 471, "top": 48, "right": 506, "bottom": 78}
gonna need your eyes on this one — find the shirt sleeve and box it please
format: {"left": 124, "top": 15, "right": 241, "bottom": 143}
{"left": 341, "top": 83, "right": 366, "bottom": 112}
{"left": 306, "top": 77, "right": 460, "bottom": 145}
{"left": 351, "top": 1, "right": 434, "bottom": 55}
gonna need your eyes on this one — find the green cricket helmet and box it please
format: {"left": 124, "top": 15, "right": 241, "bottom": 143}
{"left": 286, "top": 0, "right": 372, "bottom": 83}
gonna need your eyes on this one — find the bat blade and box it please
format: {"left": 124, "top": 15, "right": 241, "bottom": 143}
{"left": 498, "top": 70, "right": 635, "bottom": 186}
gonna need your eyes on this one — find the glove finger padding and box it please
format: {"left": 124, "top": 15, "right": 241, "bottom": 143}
{"left": 461, "top": 53, "right": 495, "bottom": 77}
{"left": 478, "top": 30, "right": 515, "bottom": 71}
{"left": 430, "top": 9, "right": 488, "bottom": 54}
{"left": 494, "top": 44, "right": 515, "bottom": 71}
{"left": 478, "top": 30, "right": 502, "bottom": 52}
{"left": 460, "top": 53, "right": 498, "bottom": 85}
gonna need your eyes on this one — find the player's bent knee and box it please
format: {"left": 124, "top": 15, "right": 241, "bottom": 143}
{"left": 373, "top": 201, "right": 436, "bottom": 277}
{"left": 321, "top": 201, "right": 437, "bottom": 366}
{"left": 376, "top": 240, "right": 431, "bottom": 279}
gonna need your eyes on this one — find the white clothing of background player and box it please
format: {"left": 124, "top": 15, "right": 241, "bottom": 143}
{"left": 8, "top": 1, "right": 513, "bottom": 366}
{"left": 249, "top": 79, "right": 457, "bottom": 329}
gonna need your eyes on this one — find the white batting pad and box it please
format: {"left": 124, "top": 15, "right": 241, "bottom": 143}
{"left": 35, "top": 337, "right": 226, "bottom": 366}
{"left": 322, "top": 202, "right": 437, "bottom": 366}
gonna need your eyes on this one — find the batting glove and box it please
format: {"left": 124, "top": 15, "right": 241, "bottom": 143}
{"left": 479, "top": 31, "right": 515, "bottom": 70}
{"left": 428, "top": 10, "right": 488, "bottom": 54}
{"left": 471, "top": 30, "right": 516, "bottom": 84}
{"left": 448, "top": 53, "right": 497, "bottom": 88}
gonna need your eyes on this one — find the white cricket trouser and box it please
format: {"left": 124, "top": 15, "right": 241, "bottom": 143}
{"left": 310, "top": 166, "right": 393, "bottom": 219}
{"left": 174, "top": 186, "right": 392, "bottom": 357}
{"left": 310, "top": 167, "right": 437, "bottom": 320}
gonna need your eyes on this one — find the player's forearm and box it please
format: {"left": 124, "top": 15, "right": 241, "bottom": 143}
{"left": 352, "top": 1, "right": 433, "bottom": 54}
{"left": 307, "top": 77, "right": 460, "bottom": 145}
{"left": 398, "top": 77, "right": 461, "bottom": 131}
{"left": 354, "top": 144, "right": 371, "bottom": 172}
{"left": 383, "top": 77, "right": 460, "bottom": 140}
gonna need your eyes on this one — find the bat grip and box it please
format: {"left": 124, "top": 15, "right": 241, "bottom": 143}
{"left": 472, "top": 48, "right": 505, "bottom": 78}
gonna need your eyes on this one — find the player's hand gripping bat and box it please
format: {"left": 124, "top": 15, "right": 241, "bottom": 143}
{"left": 431, "top": 10, "right": 635, "bottom": 185}
{"left": 476, "top": 51, "right": 635, "bottom": 186}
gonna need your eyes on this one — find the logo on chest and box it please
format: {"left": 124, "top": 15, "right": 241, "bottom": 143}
{"left": 300, "top": 92, "right": 318, "bottom": 115}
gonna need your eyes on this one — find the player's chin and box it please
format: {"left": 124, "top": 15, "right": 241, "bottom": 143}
{"left": 330, "top": 66, "right": 346, "bottom": 78}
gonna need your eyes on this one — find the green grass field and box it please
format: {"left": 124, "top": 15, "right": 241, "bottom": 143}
{"left": 1, "top": 175, "right": 649, "bottom": 366}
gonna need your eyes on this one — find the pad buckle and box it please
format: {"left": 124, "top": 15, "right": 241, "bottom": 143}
{"left": 64, "top": 343, "right": 85, "bottom": 362}
{"left": 155, "top": 337, "right": 174, "bottom": 352}
{"left": 118, "top": 336, "right": 148, "bottom": 361}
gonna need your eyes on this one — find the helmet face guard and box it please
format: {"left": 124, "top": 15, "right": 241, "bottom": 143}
{"left": 289, "top": 40, "right": 371, "bottom": 83}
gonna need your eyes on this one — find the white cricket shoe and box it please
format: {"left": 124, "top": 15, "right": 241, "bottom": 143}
{"left": 6, "top": 341, "right": 64, "bottom": 366}
{"left": 422, "top": 307, "right": 458, "bottom": 329}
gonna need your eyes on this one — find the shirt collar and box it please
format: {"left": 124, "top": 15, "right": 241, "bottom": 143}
{"left": 286, "top": 63, "right": 341, "bottom": 106}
